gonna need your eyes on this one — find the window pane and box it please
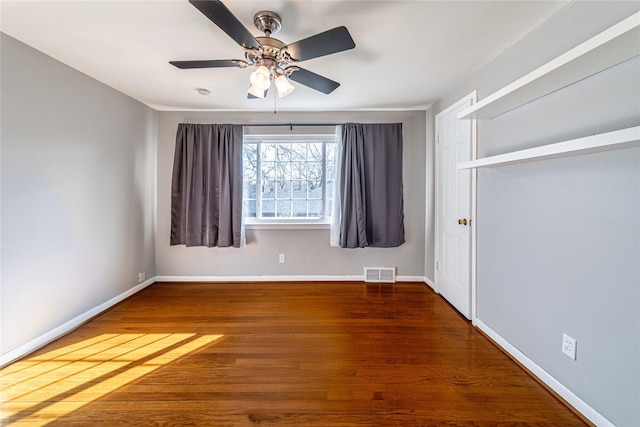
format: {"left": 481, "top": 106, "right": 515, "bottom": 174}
{"left": 293, "top": 200, "right": 307, "bottom": 217}
{"left": 326, "top": 152, "right": 336, "bottom": 180}
{"left": 292, "top": 180, "right": 306, "bottom": 199}
{"left": 292, "top": 143, "right": 307, "bottom": 161}
{"left": 276, "top": 161, "right": 291, "bottom": 181}
{"left": 276, "top": 143, "right": 291, "bottom": 161}
{"left": 262, "top": 161, "right": 276, "bottom": 180}
{"left": 262, "top": 179, "right": 275, "bottom": 199}
{"left": 307, "top": 161, "right": 323, "bottom": 188}
{"left": 308, "top": 143, "right": 323, "bottom": 161}
{"left": 262, "top": 199, "right": 275, "bottom": 217}
{"left": 276, "top": 181, "right": 291, "bottom": 199}
{"left": 308, "top": 182, "right": 322, "bottom": 199}
{"left": 326, "top": 163, "right": 335, "bottom": 182}
{"left": 291, "top": 161, "right": 305, "bottom": 181}
{"left": 326, "top": 142, "right": 336, "bottom": 165}
{"left": 262, "top": 143, "right": 276, "bottom": 161}
{"left": 308, "top": 200, "right": 323, "bottom": 217}
{"left": 243, "top": 143, "right": 258, "bottom": 180}
{"left": 276, "top": 201, "right": 292, "bottom": 217}
{"left": 245, "top": 180, "right": 257, "bottom": 199}
{"left": 244, "top": 199, "right": 257, "bottom": 218}
{"left": 244, "top": 167, "right": 256, "bottom": 181}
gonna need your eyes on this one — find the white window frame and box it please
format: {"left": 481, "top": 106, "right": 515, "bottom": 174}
{"left": 243, "top": 133, "right": 337, "bottom": 229}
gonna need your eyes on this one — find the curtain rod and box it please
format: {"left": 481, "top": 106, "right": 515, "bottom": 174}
{"left": 239, "top": 123, "right": 399, "bottom": 127}
{"left": 242, "top": 123, "right": 339, "bottom": 128}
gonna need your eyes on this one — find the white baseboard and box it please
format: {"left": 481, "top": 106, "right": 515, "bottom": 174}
{"left": 155, "top": 275, "right": 427, "bottom": 283}
{"left": 399, "top": 275, "right": 428, "bottom": 283}
{"left": 423, "top": 276, "right": 435, "bottom": 290}
{"left": 474, "top": 318, "right": 613, "bottom": 427}
{"left": 0, "top": 278, "right": 156, "bottom": 368}
{"left": 155, "top": 275, "right": 363, "bottom": 282}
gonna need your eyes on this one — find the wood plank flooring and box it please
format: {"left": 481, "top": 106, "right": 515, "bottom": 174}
{"left": 2, "top": 282, "right": 588, "bottom": 426}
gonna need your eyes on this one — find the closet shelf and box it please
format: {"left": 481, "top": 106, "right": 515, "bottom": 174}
{"left": 457, "top": 126, "right": 640, "bottom": 169}
{"left": 458, "top": 12, "right": 640, "bottom": 120}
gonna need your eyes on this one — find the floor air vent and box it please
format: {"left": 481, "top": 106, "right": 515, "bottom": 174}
{"left": 364, "top": 267, "right": 396, "bottom": 283}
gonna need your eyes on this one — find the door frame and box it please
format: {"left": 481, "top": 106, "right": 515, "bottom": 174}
{"left": 434, "top": 91, "right": 478, "bottom": 323}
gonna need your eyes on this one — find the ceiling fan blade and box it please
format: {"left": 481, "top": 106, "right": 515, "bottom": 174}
{"left": 285, "top": 26, "right": 355, "bottom": 62}
{"left": 189, "top": 0, "right": 261, "bottom": 50}
{"left": 288, "top": 68, "right": 340, "bottom": 94}
{"left": 170, "top": 60, "right": 243, "bottom": 69}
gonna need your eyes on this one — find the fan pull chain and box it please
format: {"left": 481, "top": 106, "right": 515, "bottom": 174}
{"left": 273, "top": 89, "right": 277, "bottom": 114}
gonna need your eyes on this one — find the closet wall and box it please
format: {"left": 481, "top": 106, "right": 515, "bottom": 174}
{"left": 433, "top": 2, "right": 640, "bottom": 425}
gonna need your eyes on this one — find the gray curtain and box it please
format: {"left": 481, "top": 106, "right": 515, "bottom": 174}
{"left": 339, "top": 123, "right": 405, "bottom": 248}
{"left": 170, "top": 123, "right": 243, "bottom": 247}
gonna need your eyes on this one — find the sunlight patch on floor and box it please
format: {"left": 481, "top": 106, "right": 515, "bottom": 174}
{"left": 0, "top": 333, "right": 223, "bottom": 426}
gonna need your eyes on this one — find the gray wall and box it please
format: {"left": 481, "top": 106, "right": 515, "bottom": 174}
{"left": 0, "top": 34, "right": 158, "bottom": 357}
{"left": 424, "top": 110, "right": 436, "bottom": 283}
{"left": 156, "top": 110, "right": 426, "bottom": 278}
{"left": 433, "top": 2, "right": 639, "bottom": 425}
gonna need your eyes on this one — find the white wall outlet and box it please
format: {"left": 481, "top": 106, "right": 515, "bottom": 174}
{"left": 278, "top": 253, "right": 285, "bottom": 264}
{"left": 138, "top": 270, "right": 146, "bottom": 284}
{"left": 562, "top": 333, "right": 577, "bottom": 360}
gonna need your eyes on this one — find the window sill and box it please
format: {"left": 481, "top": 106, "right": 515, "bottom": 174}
{"left": 244, "top": 221, "right": 331, "bottom": 230}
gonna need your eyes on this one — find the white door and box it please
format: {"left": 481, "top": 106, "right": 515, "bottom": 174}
{"left": 435, "top": 94, "right": 475, "bottom": 319}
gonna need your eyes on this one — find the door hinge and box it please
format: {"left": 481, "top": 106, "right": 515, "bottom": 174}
{"left": 436, "top": 260, "right": 439, "bottom": 271}
{"left": 437, "top": 133, "right": 440, "bottom": 143}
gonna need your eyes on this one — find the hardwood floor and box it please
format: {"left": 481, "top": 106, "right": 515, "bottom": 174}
{"left": 2, "top": 282, "right": 588, "bottom": 426}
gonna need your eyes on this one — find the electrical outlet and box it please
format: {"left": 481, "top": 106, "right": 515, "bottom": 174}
{"left": 138, "top": 270, "right": 146, "bottom": 284}
{"left": 562, "top": 333, "right": 576, "bottom": 360}
{"left": 279, "top": 253, "right": 285, "bottom": 264}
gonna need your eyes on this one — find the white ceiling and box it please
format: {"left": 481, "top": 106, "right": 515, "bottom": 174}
{"left": 0, "top": 0, "right": 569, "bottom": 112}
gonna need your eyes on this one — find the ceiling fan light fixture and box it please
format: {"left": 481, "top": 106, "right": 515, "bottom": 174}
{"left": 247, "top": 84, "right": 267, "bottom": 99}
{"left": 275, "top": 74, "right": 295, "bottom": 98}
{"left": 250, "top": 65, "right": 271, "bottom": 91}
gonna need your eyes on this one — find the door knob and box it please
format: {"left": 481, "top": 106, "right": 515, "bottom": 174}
{"left": 458, "top": 219, "right": 468, "bottom": 226}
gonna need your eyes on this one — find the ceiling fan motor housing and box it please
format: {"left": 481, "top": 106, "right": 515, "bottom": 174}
{"left": 253, "top": 11, "right": 281, "bottom": 35}
{"left": 255, "top": 36, "right": 285, "bottom": 57}
{"left": 246, "top": 11, "right": 294, "bottom": 74}
{"left": 245, "top": 36, "right": 296, "bottom": 76}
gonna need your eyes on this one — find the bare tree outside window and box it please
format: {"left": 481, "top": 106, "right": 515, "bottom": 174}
{"left": 242, "top": 137, "right": 336, "bottom": 222}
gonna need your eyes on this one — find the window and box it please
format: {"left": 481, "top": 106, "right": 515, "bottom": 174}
{"left": 243, "top": 133, "right": 337, "bottom": 225}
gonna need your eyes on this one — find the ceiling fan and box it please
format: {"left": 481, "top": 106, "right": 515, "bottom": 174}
{"left": 170, "top": 0, "right": 356, "bottom": 99}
